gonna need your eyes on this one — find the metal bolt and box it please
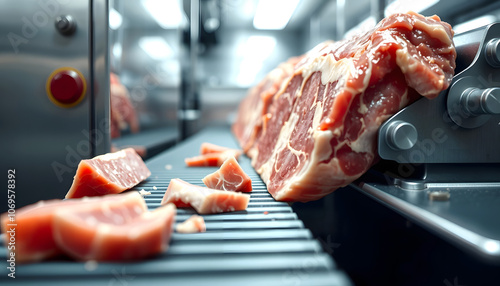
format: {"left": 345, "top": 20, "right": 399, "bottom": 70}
{"left": 55, "top": 15, "right": 76, "bottom": 36}
{"left": 486, "top": 38, "right": 500, "bottom": 68}
{"left": 461, "top": 87, "right": 500, "bottom": 115}
{"left": 385, "top": 120, "right": 418, "bottom": 150}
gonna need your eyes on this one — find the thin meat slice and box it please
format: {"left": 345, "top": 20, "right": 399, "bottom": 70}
{"left": 0, "top": 192, "right": 150, "bottom": 263}
{"left": 200, "top": 142, "right": 231, "bottom": 154}
{"left": 161, "top": 178, "right": 250, "bottom": 214}
{"left": 234, "top": 12, "right": 456, "bottom": 202}
{"left": 1, "top": 199, "right": 79, "bottom": 263}
{"left": 65, "top": 148, "right": 151, "bottom": 199}
{"left": 176, "top": 215, "right": 206, "bottom": 233}
{"left": 185, "top": 149, "right": 242, "bottom": 167}
{"left": 202, "top": 156, "right": 252, "bottom": 192}
{"left": 53, "top": 194, "right": 176, "bottom": 261}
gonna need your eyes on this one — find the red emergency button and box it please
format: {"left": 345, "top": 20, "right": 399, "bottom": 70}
{"left": 46, "top": 67, "right": 87, "bottom": 108}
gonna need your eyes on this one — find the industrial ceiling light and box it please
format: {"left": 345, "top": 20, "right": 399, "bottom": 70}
{"left": 142, "top": 0, "right": 186, "bottom": 29}
{"left": 253, "top": 0, "right": 300, "bottom": 30}
{"left": 237, "top": 36, "right": 277, "bottom": 86}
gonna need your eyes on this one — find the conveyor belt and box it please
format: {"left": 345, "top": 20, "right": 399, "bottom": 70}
{"left": 112, "top": 126, "right": 178, "bottom": 160}
{"left": 0, "top": 127, "right": 351, "bottom": 285}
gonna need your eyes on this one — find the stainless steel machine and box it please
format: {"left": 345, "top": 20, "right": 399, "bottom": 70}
{"left": 0, "top": 0, "right": 110, "bottom": 212}
{"left": 356, "top": 22, "right": 500, "bottom": 263}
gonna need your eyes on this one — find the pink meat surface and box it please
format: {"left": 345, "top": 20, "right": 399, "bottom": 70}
{"left": 233, "top": 12, "right": 456, "bottom": 202}
{"left": 232, "top": 57, "right": 302, "bottom": 153}
{"left": 202, "top": 156, "right": 252, "bottom": 192}
{"left": 161, "top": 178, "right": 250, "bottom": 214}
{"left": 175, "top": 215, "right": 206, "bottom": 233}
{"left": 1, "top": 192, "right": 174, "bottom": 263}
{"left": 199, "top": 142, "right": 231, "bottom": 154}
{"left": 185, "top": 149, "right": 242, "bottom": 167}
{"left": 65, "top": 148, "right": 151, "bottom": 199}
{"left": 1, "top": 198, "right": 82, "bottom": 263}
{"left": 54, "top": 194, "right": 176, "bottom": 261}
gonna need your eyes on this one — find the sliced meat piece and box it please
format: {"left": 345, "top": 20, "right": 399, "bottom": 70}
{"left": 1, "top": 199, "right": 74, "bottom": 263}
{"left": 175, "top": 215, "right": 206, "bottom": 233}
{"left": 0, "top": 192, "right": 148, "bottom": 263}
{"left": 53, "top": 194, "right": 176, "bottom": 261}
{"left": 234, "top": 12, "right": 456, "bottom": 202}
{"left": 199, "top": 142, "right": 231, "bottom": 154}
{"left": 161, "top": 178, "right": 250, "bottom": 214}
{"left": 65, "top": 148, "right": 151, "bottom": 199}
{"left": 185, "top": 149, "right": 242, "bottom": 167}
{"left": 202, "top": 156, "right": 252, "bottom": 192}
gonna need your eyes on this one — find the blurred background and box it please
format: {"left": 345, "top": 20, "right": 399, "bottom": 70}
{"left": 109, "top": 0, "right": 500, "bottom": 158}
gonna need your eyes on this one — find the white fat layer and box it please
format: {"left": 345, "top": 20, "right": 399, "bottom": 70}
{"left": 349, "top": 119, "right": 372, "bottom": 153}
{"left": 208, "top": 157, "right": 245, "bottom": 190}
{"left": 309, "top": 100, "right": 324, "bottom": 136}
{"left": 167, "top": 179, "right": 247, "bottom": 214}
{"left": 174, "top": 182, "right": 206, "bottom": 211}
{"left": 357, "top": 60, "right": 373, "bottom": 114}
{"left": 311, "top": 130, "right": 335, "bottom": 163}
{"left": 398, "top": 89, "right": 409, "bottom": 109}
{"left": 301, "top": 53, "right": 354, "bottom": 86}
{"left": 211, "top": 172, "right": 244, "bottom": 191}
{"left": 413, "top": 18, "right": 452, "bottom": 46}
{"left": 96, "top": 149, "right": 128, "bottom": 161}
{"left": 396, "top": 48, "right": 443, "bottom": 96}
{"left": 396, "top": 48, "right": 418, "bottom": 75}
{"left": 139, "top": 189, "right": 151, "bottom": 196}
{"left": 273, "top": 69, "right": 296, "bottom": 102}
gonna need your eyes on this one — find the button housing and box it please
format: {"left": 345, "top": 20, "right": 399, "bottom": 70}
{"left": 46, "top": 67, "right": 87, "bottom": 108}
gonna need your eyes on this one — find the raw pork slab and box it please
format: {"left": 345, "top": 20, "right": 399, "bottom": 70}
{"left": 202, "top": 156, "right": 252, "bottom": 192}
{"left": 233, "top": 12, "right": 456, "bottom": 202}
{"left": 65, "top": 148, "right": 151, "bottom": 199}
{"left": 54, "top": 195, "right": 176, "bottom": 261}
{"left": 161, "top": 178, "right": 250, "bottom": 214}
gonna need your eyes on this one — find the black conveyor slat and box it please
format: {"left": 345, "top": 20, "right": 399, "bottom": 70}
{"left": 170, "top": 229, "right": 312, "bottom": 241}
{"left": 0, "top": 127, "right": 351, "bottom": 286}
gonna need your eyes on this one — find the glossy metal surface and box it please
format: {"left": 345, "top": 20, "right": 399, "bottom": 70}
{"left": 0, "top": 0, "right": 109, "bottom": 212}
{"left": 354, "top": 173, "right": 500, "bottom": 264}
